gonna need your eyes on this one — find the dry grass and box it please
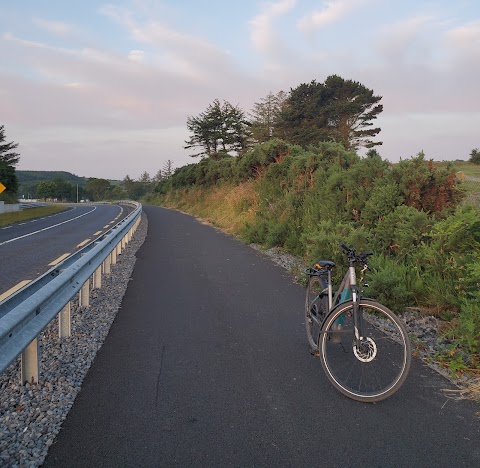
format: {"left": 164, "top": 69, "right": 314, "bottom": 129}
{"left": 156, "top": 180, "right": 259, "bottom": 237}
{"left": 443, "top": 377, "right": 480, "bottom": 404}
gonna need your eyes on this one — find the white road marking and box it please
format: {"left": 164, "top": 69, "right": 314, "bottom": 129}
{"left": 0, "top": 207, "right": 97, "bottom": 246}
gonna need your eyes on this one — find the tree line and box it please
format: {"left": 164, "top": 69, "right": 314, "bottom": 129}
{"left": 184, "top": 75, "right": 383, "bottom": 160}
{"left": 33, "top": 162, "right": 174, "bottom": 202}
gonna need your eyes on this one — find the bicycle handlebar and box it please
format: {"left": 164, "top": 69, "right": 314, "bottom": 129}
{"left": 340, "top": 242, "right": 373, "bottom": 264}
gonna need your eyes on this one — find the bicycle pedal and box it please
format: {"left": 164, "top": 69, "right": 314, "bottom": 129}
{"left": 310, "top": 348, "right": 320, "bottom": 357}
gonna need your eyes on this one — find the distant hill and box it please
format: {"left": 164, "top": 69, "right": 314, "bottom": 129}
{"left": 17, "top": 170, "right": 87, "bottom": 184}
{"left": 16, "top": 171, "right": 87, "bottom": 197}
{"left": 16, "top": 171, "right": 121, "bottom": 198}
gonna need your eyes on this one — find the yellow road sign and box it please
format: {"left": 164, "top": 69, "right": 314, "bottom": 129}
{"left": 0, "top": 182, "right": 6, "bottom": 194}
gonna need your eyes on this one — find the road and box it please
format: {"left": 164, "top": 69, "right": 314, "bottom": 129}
{"left": 0, "top": 204, "right": 130, "bottom": 299}
{"left": 43, "top": 205, "right": 479, "bottom": 467}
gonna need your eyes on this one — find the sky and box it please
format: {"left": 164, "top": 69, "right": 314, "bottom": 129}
{"left": 1, "top": 0, "right": 479, "bottom": 180}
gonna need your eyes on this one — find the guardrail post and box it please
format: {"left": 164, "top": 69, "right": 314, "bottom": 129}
{"left": 93, "top": 265, "right": 102, "bottom": 289}
{"left": 79, "top": 279, "right": 90, "bottom": 308}
{"left": 21, "top": 339, "right": 39, "bottom": 384}
{"left": 58, "top": 302, "right": 71, "bottom": 338}
{"left": 111, "top": 247, "right": 117, "bottom": 265}
{"left": 121, "top": 236, "right": 126, "bottom": 250}
{"left": 116, "top": 241, "right": 122, "bottom": 256}
{"left": 104, "top": 254, "right": 111, "bottom": 275}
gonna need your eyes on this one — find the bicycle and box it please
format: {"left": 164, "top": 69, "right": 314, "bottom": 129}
{"left": 305, "top": 242, "right": 411, "bottom": 402}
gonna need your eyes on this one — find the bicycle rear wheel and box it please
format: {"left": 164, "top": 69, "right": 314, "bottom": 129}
{"left": 305, "top": 275, "right": 328, "bottom": 351}
{"left": 319, "top": 299, "right": 411, "bottom": 402}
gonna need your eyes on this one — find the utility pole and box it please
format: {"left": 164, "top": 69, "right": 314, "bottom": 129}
{"left": 76, "top": 184, "right": 79, "bottom": 203}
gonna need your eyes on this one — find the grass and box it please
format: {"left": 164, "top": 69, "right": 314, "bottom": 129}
{"left": 0, "top": 205, "right": 68, "bottom": 227}
{"left": 151, "top": 180, "right": 259, "bottom": 237}
{"left": 443, "top": 162, "right": 480, "bottom": 207}
{"left": 451, "top": 161, "right": 480, "bottom": 178}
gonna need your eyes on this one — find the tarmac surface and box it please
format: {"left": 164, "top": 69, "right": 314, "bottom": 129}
{"left": 43, "top": 205, "right": 479, "bottom": 467}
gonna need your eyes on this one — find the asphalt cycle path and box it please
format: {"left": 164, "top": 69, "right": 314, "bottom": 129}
{"left": 44, "top": 205, "right": 479, "bottom": 467}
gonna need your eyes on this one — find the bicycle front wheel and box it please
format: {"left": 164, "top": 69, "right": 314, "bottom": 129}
{"left": 319, "top": 299, "right": 411, "bottom": 402}
{"left": 305, "top": 275, "right": 328, "bottom": 351}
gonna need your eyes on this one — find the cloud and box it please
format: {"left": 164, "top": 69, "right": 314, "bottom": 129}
{"left": 32, "top": 18, "right": 73, "bottom": 36}
{"left": 298, "top": 0, "right": 368, "bottom": 32}
{"left": 100, "top": 4, "right": 228, "bottom": 78}
{"left": 2, "top": 32, "right": 73, "bottom": 54}
{"left": 376, "top": 15, "right": 436, "bottom": 62}
{"left": 249, "top": 0, "right": 296, "bottom": 54}
{"left": 363, "top": 14, "right": 480, "bottom": 115}
{"left": 128, "top": 49, "right": 145, "bottom": 63}
{"left": 0, "top": 11, "right": 265, "bottom": 133}
{"left": 445, "top": 20, "right": 480, "bottom": 53}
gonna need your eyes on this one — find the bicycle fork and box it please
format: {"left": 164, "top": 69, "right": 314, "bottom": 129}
{"left": 349, "top": 266, "right": 365, "bottom": 346}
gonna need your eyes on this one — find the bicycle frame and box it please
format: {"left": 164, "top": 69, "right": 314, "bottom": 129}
{"left": 322, "top": 262, "right": 366, "bottom": 345}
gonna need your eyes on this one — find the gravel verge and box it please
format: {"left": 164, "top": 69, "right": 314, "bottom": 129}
{"left": 0, "top": 214, "right": 148, "bottom": 467}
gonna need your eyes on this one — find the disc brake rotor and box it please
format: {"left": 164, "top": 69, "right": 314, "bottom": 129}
{"left": 353, "top": 337, "right": 377, "bottom": 362}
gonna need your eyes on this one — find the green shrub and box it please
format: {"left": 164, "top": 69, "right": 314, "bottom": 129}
{"left": 371, "top": 205, "right": 432, "bottom": 257}
{"left": 242, "top": 219, "right": 268, "bottom": 244}
{"left": 388, "top": 153, "right": 464, "bottom": 214}
{"left": 442, "top": 292, "right": 480, "bottom": 360}
{"left": 456, "top": 294, "right": 480, "bottom": 355}
{"left": 300, "top": 220, "right": 370, "bottom": 282}
{"left": 367, "top": 256, "right": 417, "bottom": 313}
{"left": 361, "top": 181, "right": 403, "bottom": 225}
{"left": 411, "top": 206, "right": 480, "bottom": 299}
{"left": 265, "top": 220, "right": 290, "bottom": 247}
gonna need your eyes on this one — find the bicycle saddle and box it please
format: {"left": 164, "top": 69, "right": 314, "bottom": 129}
{"left": 314, "top": 260, "right": 335, "bottom": 269}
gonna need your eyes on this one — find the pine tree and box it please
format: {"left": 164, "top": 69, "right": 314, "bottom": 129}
{"left": 162, "top": 160, "right": 174, "bottom": 178}
{"left": 249, "top": 91, "right": 288, "bottom": 143}
{"left": 278, "top": 75, "right": 383, "bottom": 150}
{"left": 0, "top": 125, "right": 20, "bottom": 195}
{"left": 0, "top": 125, "right": 20, "bottom": 166}
{"left": 185, "top": 99, "right": 252, "bottom": 159}
{"left": 469, "top": 148, "right": 480, "bottom": 164}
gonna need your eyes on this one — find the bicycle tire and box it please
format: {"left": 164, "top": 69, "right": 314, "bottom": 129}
{"left": 305, "top": 275, "right": 328, "bottom": 351}
{"left": 319, "top": 299, "right": 411, "bottom": 402}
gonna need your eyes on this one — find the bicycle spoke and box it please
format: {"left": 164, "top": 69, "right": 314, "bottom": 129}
{"left": 320, "top": 300, "right": 411, "bottom": 402}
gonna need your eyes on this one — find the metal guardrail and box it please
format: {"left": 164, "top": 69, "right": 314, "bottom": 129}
{"left": 0, "top": 201, "right": 142, "bottom": 383}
